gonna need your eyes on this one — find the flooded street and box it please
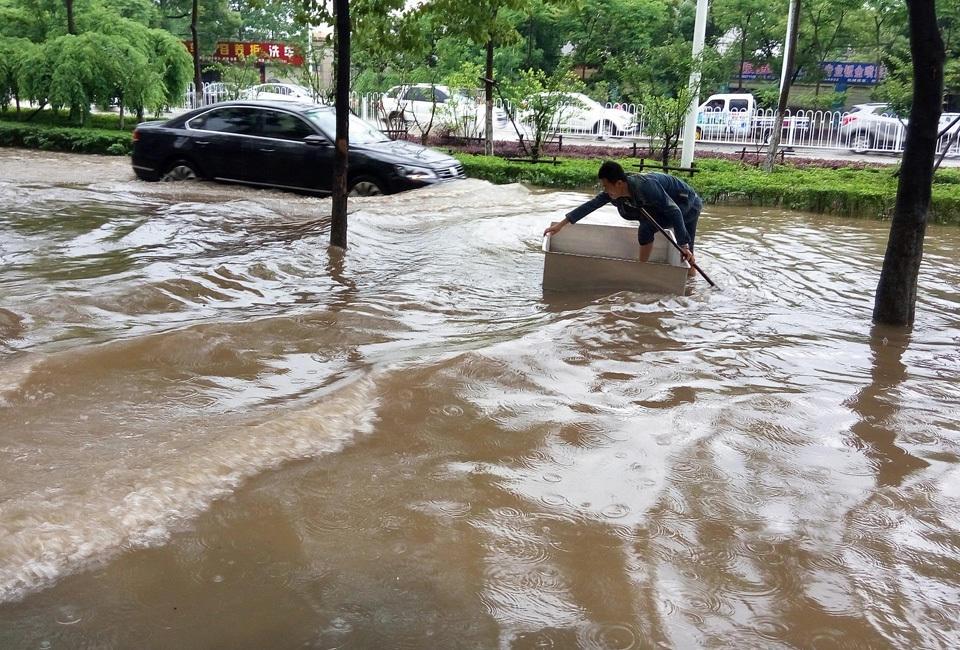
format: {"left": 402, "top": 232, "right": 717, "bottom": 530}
{"left": 1, "top": 152, "right": 959, "bottom": 648}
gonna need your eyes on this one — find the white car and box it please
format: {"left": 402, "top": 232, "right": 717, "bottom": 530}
{"left": 839, "top": 103, "right": 906, "bottom": 153}
{"left": 521, "top": 92, "right": 636, "bottom": 136}
{"left": 241, "top": 83, "right": 322, "bottom": 104}
{"left": 839, "top": 103, "right": 960, "bottom": 154}
{"left": 380, "top": 84, "right": 506, "bottom": 136}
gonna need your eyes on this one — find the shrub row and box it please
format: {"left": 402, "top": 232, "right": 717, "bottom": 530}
{"left": 452, "top": 153, "right": 960, "bottom": 225}
{"left": 0, "top": 121, "right": 132, "bottom": 155}
{"left": 0, "top": 108, "right": 135, "bottom": 131}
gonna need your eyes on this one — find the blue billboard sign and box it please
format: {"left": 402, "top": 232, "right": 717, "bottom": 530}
{"left": 736, "top": 61, "right": 886, "bottom": 85}
{"left": 820, "top": 61, "right": 885, "bottom": 84}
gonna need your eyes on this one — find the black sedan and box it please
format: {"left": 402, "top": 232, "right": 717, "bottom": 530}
{"left": 131, "top": 100, "right": 466, "bottom": 195}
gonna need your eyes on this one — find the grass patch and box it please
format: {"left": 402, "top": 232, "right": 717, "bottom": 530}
{"left": 452, "top": 153, "right": 960, "bottom": 225}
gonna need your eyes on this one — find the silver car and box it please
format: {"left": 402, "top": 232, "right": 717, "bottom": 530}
{"left": 839, "top": 103, "right": 906, "bottom": 153}
{"left": 840, "top": 103, "right": 960, "bottom": 155}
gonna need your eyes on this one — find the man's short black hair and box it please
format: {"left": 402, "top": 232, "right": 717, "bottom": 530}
{"left": 598, "top": 160, "right": 628, "bottom": 183}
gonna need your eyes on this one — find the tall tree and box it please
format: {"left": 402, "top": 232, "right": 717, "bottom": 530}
{"left": 190, "top": 0, "right": 201, "bottom": 105}
{"left": 331, "top": 0, "right": 349, "bottom": 249}
{"left": 794, "top": 0, "right": 860, "bottom": 94}
{"left": 64, "top": 0, "right": 75, "bottom": 33}
{"left": 762, "top": 0, "right": 799, "bottom": 171}
{"left": 418, "top": 0, "right": 530, "bottom": 154}
{"left": 711, "top": 0, "right": 782, "bottom": 90}
{"left": 873, "top": 0, "right": 944, "bottom": 326}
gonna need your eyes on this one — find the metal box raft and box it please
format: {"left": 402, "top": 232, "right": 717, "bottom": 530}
{"left": 542, "top": 223, "right": 689, "bottom": 295}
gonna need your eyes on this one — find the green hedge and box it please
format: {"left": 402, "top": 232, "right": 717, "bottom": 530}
{"left": 453, "top": 153, "right": 960, "bottom": 225}
{"left": 0, "top": 122, "right": 132, "bottom": 155}
{"left": 0, "top": 108, "right": 134, "bottom": 131}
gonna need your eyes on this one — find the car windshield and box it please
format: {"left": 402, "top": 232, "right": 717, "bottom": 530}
{"left": 304, "top": 109, "right": 389, "bottom": 144}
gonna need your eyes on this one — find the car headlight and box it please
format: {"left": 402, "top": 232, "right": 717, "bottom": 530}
{"left": 396, "top": 165, "right": 437, "bottom": 180}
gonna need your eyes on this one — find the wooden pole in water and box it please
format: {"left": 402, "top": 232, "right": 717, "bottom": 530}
{"left": 638, "top": 206, "right": 717, "bottom": 288}
{"left": 330, "top": 0, "right": 350, "bottom": 249}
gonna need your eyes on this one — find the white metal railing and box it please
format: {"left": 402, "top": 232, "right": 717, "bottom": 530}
{"left": 177, "top": 83, "right": 960, "bottom": 157}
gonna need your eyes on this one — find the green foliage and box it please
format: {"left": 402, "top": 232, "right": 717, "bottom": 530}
{"left": 0, "top": 107, "right": 132, "bottom": 130}
{"left": 0, "top": 121, "right": 132, "bottom": 154}
{"left": 147, "top": 27, "right": 194, "bottom": 112}
{"left": 203, "top": 57, "right": 260, "bottom": 100}
{"left": 794, "top": 0, "right": 863, "bottom": 87}
{"left": 712, "top": 0, "right": 783, "bottom": 88}
{"left": 871, "top": 53, "right": 912, "bottom": 116}
{"left": 637, "top": 84, "right": 697, "bottom": 166}
{"left": 503, "top": 65, "right": 583, "bottom": 160}
{"left": 443, "top": 61, "right": 486, "bottom": 94}
{"left": 789, "top": 90, "right": 847, "bottom": 110}
{"left": 559, "top": 0, "right": 668, "bottom": 94}
{"left": 158, "top": 0, "right": 240, "bottom": 55}
{"left": 238, "top": 0, "right": 307, "bottom": 43}
{"left": 35, "top": 32, "right": 136, "bottom": 125}
{"left": 2, "top": 1, "right": 193, "bottom": 124}
{"left": 752, "top": 84, "right": 780, "bottom": 109}
{"left": 0, "top": 37, "right": 36, "bottom": 108}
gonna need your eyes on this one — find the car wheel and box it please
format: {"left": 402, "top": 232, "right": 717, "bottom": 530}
{"left": 850, "top": 132, "right": 873, "bottom": 154}
{"left": 161, "top": 160, "right": 199, "bottom": 182}
{"left": 348, "top": 176, "right": 386, "bottom": 197}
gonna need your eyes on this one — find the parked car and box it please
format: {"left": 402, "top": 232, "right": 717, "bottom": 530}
{"left": 241, "top": 83, "right": 321, "bottom": 104}
{"left": 518, "top": 92, "right": 636, "bottom": 136}
{"left": 131, "top": 100, "right": 466, "bottom": 196}
{"left": 380, "top": 84, "right": 506, "bottom": 135}
{"left": 839, "top": 103, "right": 907, "bottom": 153}
{"left": 696, "top": 93, "right": 809, "bottom": 141}
{"left": 839, "top": 102, "right": 960, "bottom": 154}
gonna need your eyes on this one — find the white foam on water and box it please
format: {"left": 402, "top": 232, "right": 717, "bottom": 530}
{"left": 0, "top": 354, "right": 43, "bottom": 406}
{"left": 0, "top": 372, "right": 380, "bottom": 603}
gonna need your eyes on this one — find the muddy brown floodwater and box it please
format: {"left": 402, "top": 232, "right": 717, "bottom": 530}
{"left": 1, "top": 148, "right": 959, "bottom": 648}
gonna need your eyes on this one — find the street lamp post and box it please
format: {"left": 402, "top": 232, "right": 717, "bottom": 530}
{"left": 680, "top": 0, "right": 710, "bottom": 168}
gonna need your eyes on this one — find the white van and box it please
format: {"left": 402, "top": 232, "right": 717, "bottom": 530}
{"left": 696, "top": 93, "right": 808, "bottom": 140}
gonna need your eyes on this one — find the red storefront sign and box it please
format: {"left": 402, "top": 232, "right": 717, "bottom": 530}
{"left": 182, "top": 41, "right": 304, "bottom": 66}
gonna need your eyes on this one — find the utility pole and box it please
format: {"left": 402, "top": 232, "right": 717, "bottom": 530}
{"left": 331, "top": 0, "right": 350, "bottom": 249}
{"left": 680, "top": 0, "right": 709, "bottom": 168}
{"left": 190, "top": 0, "right": 201, "bottom": 107}
{"left": 763, "top": 0, "right": 801, "bottom": 172}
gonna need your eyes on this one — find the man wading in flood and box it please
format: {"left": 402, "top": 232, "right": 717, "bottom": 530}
{"left": 543, "top": 160, "right": 702, "bottom": 277}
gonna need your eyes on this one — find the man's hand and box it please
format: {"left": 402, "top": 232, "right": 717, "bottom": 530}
{"left": 680, "top": 245, "right": 695, "bottom": 266}
{"left": 543, "top": 220, "right": 568, "bottom": 236}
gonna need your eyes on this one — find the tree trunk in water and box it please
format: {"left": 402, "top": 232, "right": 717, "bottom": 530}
{"left": 763, "top": 0, "right": 800, "bottom": 172}
{"left": 330, "top": 0, "right": 350, "bottom": 250}
{"left": 65, "top": 0, "right": 76, "bottom": 34}
{"left": 484, "top": 38, "right": 494, "bottom": 156}
{"left": 873, "top": 0, "right": 944, "bottom": 326}
{"left": 190, "top": 0, "right": 202, "bottom": 107}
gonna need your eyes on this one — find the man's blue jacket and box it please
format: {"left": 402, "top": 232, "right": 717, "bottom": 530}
{"left": 565, "top": 173, "right": 701, "bottom": 247}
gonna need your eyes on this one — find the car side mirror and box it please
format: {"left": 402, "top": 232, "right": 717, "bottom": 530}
{"left": 304, "top": 134, "right": 332, "bottom": 147}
